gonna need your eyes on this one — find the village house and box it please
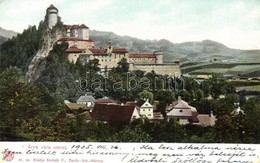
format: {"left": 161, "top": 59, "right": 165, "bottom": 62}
{"left": 76, "top": 94, "right": 95, "bottom": 107}
{"left": 125, "top": 99, "right": 154, "bottom": 119}
{"left": 64, "top": 101, "right": 92, "bottom": 121}
{"left": 136, "top": 99, "right": 154, "bottom": 119}
{"left": 90, "top": 103, "right": 140, "bottom": 124}
{"left": 167, "top": 97, "right": 216, "bottom": 126}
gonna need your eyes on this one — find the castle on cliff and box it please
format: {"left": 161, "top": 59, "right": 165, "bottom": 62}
{"left": 46, "top": 4, "right": 181, "bottom": 77}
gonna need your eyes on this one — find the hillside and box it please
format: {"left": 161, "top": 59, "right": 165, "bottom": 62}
{"left": 0, "top": 27, "right": 18, "bottom": 45}
{"left": 0, "top": 27, "right": 17, "bottom": 38}
{"left": 90, "top": 30, "right": 260, "bottom": 63}
{"left": 0, "top": 36, "right": 7, "bottom": 45}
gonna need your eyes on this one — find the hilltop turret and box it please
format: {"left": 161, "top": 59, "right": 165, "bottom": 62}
{"left": 46, "top": 4, "right": 58, "bottom": 29}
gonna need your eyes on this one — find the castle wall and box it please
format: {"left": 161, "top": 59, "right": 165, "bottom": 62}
{"left": 129, "top": 58, "right": 156, "bottom": 64}
{"left": 68, "top": 53, "right": 92, "bottom": 64}
{"left": 68, "top": 53, "right": 81, "bottom": 64}
{"left": 130, "top": 64, "right": 181, "bottom": 78}
{"left": 92, "top": 53, "right": 127, "bottom": 69}
{"left": 78, "top": 28, "right": 89, "bottom": 40}
{"left": 66, "top": 40, "right": 94, "bottom": 50}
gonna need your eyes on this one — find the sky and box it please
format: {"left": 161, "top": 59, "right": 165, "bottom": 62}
{"left": 0, "top": 0, "right": 259, "bottom": 49}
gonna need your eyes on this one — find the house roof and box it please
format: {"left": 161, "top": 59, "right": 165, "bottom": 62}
{"left": 80, "top": 111, "right": 92, "bottom": 120}
{"left": 172, "top": 100, "right": 191, "bottom": 109}
{"left": 168, "top": 98, "right": 200, "bottom": 122}
{"left": 167, "top": 108, "right": 192, "bottom": 117}
{"left": 141, "top": 100, "right": 153, "bottom": 108}
{"left": 77, "top": 95, "right": 95, "bottom": 103}
{"left": 192, "top": 111, "right": 199, "bottom": 122}
{"left": 136, "top": 99, "right": 146, "bottom": 107}
{"left": 129, "top": 53, "right": 156, "bottom": 58}
{"left": 90, "top": 103, "right": 136, "bottom": 124}
{"left": 125, "top": 102, "right": 137, "bottom": 106}
{"left": 64, "top": 25, "right": 72, "bottom": 30}
{"left": 196, "top": 114, "right": 216, "bottom": 126}
{"left": 58, "top": 37, "right": 94, "bottom": 42}
{"left": 67, "top": 111, "right": 92, "bottom": 120}
{"left": 65, "top": 103, "right": 88, "bottom": 111}
{"left": 112, "top": 48, "right": 128, "bottom": 53}
{"left": 89, "top": 48, "right": 108, "bottom": 55}
{"left": 64, "top": 24, "right": 89, "bottom": 30}
{"left": 94, "top": 97, "right": 115, "bottom": 104}
{"left": 66, "top": 46, "right": 83, "bottom": 53}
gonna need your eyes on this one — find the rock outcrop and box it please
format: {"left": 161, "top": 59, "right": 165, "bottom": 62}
{"left": 27, "top": 30, "right": 64, "bottom": 83}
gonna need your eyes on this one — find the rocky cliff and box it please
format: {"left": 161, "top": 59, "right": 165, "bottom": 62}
{"left": 27, "top": 30, "right": 65, "bottom": 83}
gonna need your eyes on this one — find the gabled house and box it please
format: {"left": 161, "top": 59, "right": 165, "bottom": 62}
{"left": 90, "top": 103, "right": 140, "bottom": 124}
{"left": 167, "top": 97, "right": 199, "bottom": 125}
{"left": 137, "top": 99, "right": 154, "bottom": 119}
{"left": 196, "top": 111, "right": 216, "bottom": 126}
{"left": 167, "top": 97, "right": 216, "bottom": 126}
{"left": 65, "top": 102, "right": 89, "bottom": 114}
{"left": 76, "top": 94, "right": 95, "bottom": 107}
{"left": 64, "top": 102, "right": 92, "bottom": 121}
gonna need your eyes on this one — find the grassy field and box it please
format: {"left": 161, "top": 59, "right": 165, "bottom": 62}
{"left": 181, "top": 62, "right": 260, "bottom": 76}
{"left": 236, "top": 85, "right": 260, "bottom": 92}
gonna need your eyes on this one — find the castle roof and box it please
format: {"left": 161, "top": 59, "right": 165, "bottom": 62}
{"left": 66, "top": 46, "right": 83, "bottom": 53}
{"left": 129, "top": 53, "right": 156, "bottom": 58}
{"left": 112, "top": 48, "right": 128, "bottom": 53}
{"left": 58, "top": 37, "right": 93, "bottom": 42}
{"left": 47, "top": 4, "right": 58, "bottom": 11}
{"left": 64, "top": 24, "right": 89, "bottom": 30}
{"left": 89, "top": 48, "right": 108, "bottom": 55}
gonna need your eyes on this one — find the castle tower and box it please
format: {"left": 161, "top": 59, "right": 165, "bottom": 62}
{"left": 154, "top": 50, "right": 163, "bottom": 64}
{"left": 78, "top": 24, "right": 89, "bottom": 40}
{"left": 46, "top": 4, "right": 58, "bottom": 29}
{"left": 106, "top": 39, "right": 113, "bottom": 54}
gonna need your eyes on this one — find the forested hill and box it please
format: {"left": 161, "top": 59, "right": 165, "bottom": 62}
{"left": 0, "top": 24, "right": 45, "bottom": 72}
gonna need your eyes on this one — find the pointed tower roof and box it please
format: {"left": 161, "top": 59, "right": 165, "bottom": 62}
{"left": 47, "top": 4, "right": 58, "bottom": 11}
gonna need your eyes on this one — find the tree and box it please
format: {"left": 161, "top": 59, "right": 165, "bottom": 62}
{"left": 138, "top": 90, "right": 154, "bottom": 103}
{"left": 0, "top": 23, "right": 46, "bottom": 72}
{"left": 116, "top": 58, "right": 129, "bottom": 73}
{"left": 202, "top": 74, "right": 229, "bottom": 99}
{"left": 241, "top": 97, "right": 260, "bottom": 143}
{"left": 36, "top": 42, "right": 83, "bottom": 101}
{"left": 214, "top": 114, "right": 240, "bottom": 143}
{"left": 107, "top": 125, "right": 152, "bottom": 142}
{"left": 148, "top": 119, "right": 186, "bottom": 142}
{"left": 155, "top": 89, "right": 175, "bottom": 117}
{"left": 0, "top": 67, "right": 62, "bottom": 140}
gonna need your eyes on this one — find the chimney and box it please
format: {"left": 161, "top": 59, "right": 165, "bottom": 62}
{"left": 178, "top": 96, "right": 182, "bottom": 103}
{"left": 210, "top": 111, "right": 213, "bottom": 117}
